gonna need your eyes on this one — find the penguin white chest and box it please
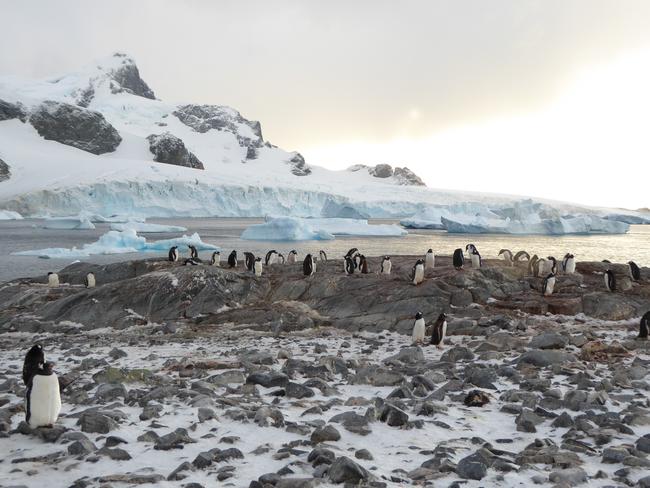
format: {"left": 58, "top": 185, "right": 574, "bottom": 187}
{"left": 440, "top": 320, "right": 447, "bottom": 344}
{"left": 412, "top": 318, "right": 426, "bottom": 344}
{"left": 425, "top": 253, "right": 435, "bottom": 269}
{"left": 544, "top": 277, "right": 556, "bottom": 296}
{"left": 565, "top": 259, "right": 576, "bottom": 274}
{"left": 48, "top": 274, "right": 59, "bottom": 287}
{"left": 86, "top": 274, "right": 96, "bottom": 288}
{"left": 382, "top": 260, "right": 392, "bottom": 275}
{"left": 28, "top": 374, "right": 61, "bottom": 428}
{"left": 413, "top": 265, "right": 424, "bottom": 285}
{"left": 254, "top": 262, "right": 263, "bottom": 276}
{"left": 471, "top": 254, "right": 481, "bottom": 268}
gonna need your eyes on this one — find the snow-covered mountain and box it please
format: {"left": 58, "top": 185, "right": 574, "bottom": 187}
{"left": 0, "top": 53, "right": 646, "bottom": 232}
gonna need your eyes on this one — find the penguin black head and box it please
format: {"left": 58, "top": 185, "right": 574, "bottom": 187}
{"left": 437, "top": 313, "right": 447, "bottom": 321}
{"left": 48, "top": 272, "right": 53, "bottom": 276}
{"left": 427, "top": 249, "right": 433, "bottom": 253}
{"left": 415, "top": 311, "right": 423, "bottom": 320}
{"left": 256, "top": 257, "right": 262, "bottom": 262}
{"left": 290, "top": 250, "right": 297, "bottom": 255}
{"left": 384, "top": 256, "right": 390, "bottom": 260}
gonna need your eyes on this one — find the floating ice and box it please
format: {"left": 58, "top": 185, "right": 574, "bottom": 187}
{"left": 110, "top": 222, "right": 187, "bottom": 233}
{"left": 42, "top": 215, "right": 96, "bottom": 230}
{"left": 0, "top": 210, "right": 23, "bottom": 220}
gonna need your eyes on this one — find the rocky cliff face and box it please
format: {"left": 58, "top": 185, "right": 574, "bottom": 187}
{"left": 0, "top": 158, "right": 10, "bottom": 182}
{"left": 29, "top": 101, "right": 122, "bottom": 155}
{"left": 348, "top": 164, "right": 426, "bottom": 186}
{"left": 146, "top": 132, "right": 204, "bottom": 169}
{"left": 107, "top": 52, "right": 156, "bottom": 100}
{"left": 0, "top": 99, "right": 27, "bottom": 122}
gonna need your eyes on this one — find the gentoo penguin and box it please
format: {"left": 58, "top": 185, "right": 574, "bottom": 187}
{"left": 188, "top": 245, "right": 199, "bottom": 260}
{"left": 411, "top": 312, "right": 426, "bottom": 345}
{"left": 210, "top": 251, "right": 221, "bottom": 266}
{"left": 465, "top": 244, "right": 477, "bottom": 254}
{"left": 244, "top": 252, "right": 255, "bottom": 271}
{"left": 452, "top": 249, "right": 464, "bottom": 270}
{"left": 499, "top": 249, "right": 514, "bottom": 266}
{"left": 412, "top": 259, "right": 425, "bottom": 285}
{"left": 535, "top": 257, "right": 548, "bottom": 277}
{"left": 528, "top": 255, "right": 539, "bottom": 276}
{"left": 183, "top": 258, "right": 199, "bottom": 266}
{"left": 380, "top": 256, "right": 392, "bottom": 275}
{"left": 542, "top": 273, "right": 556, "bottom": 296}
{"left": 430, "top": 313, "right": 447, "bottom": 348}
{"left": 353, "top": 253, "right": 362, "bottom": 270}
{"left": 514, "top": 250, "right": 530, "bottom": 262}
{"left": 254, "top": 257, "right": 263, "bottom": 277}
{"left": 470, "top": 248, "right": 481, "bottom": 269}
{"left": 303, "top": 254, "right": 315, "bottom": 276}
{"left": 168, "top": 246, "right": 179, "bottom": 262}
{"left": 265, "top": 250, "right": 278, "bottom": 266}
{"left": 604, "top": 269, "right": 616, "bottom": 292}
{"left": 26, "top": 362, "right": 61, "bottom": 428}
{"left": 23, "top": 344, "right": 45, "bottom": 386}
{"left": 47, "top": 272, "right": 59, "bottom": 288}
{"left": 547, "top": 256, "right": 558, "bottom": 275}
{"left": 639, "top": 311, "right": 650, "bottom": 339}
{"left": 84, "top": 272, "right": 96, "bottom": 288}
{"left": 562, "top": 253, "right": 576, "bottom": 274}
{"left": 629, "top": 261, "right": 641, "bottom": 281}
{"left": 345, "top": 248, "right": 358, "bottom": 259}
{"left": 425, "top": 249, "right": 435, "bottom": 270}
{"left": 287, "top": 250, "right": 298, "bottom": 264}
{"left": 319, "top": 250, "right": 328, "bottom": 262}
{"left": 344, "top": 256, "right": 355, "bottom": 275}
{"left": 278, "top": 253, "right": 285, "bottom": 264}
{"left": 227, "top": 250, "right": 238, "bottom": 268}
{"left": 359, "top": 255, "right": 369, "bottom": 274}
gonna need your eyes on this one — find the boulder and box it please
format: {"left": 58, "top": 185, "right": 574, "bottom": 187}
{"left": 287, "top": 152, "right": 311, "bottom": 176}
{"left": 518, "top": 349, "right": 576, "bottom": 367}
{"left": 0, "top": 158, "right": 10, "bottom": 182}
{"left": 328, "top": 456, "right": 369, "bottom": 484}
{"left": 146, "top": 132, "right": 204, "bottom": 169}
{"left": 529, "top": 332, "right": 568, "bottom": 350}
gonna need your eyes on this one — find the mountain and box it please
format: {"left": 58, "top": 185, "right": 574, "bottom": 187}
{"left": 0, "top": 53, "right": 644, "bottom": 232}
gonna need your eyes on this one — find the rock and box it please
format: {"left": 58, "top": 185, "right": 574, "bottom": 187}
{"left": 329, "top": 411, "right": 372, "bottom": 436}
{"left": 97, "top": 446, "right": 132, "bottom": 460}
{"left": 154, "top": 428, "right": 196, "bottom": 450}
{"left": 638, "top": 475, "right": 650, "bottom": 488}
{"left": 602, "top": 446, "right": 629, "bottom": 463}
{"left": 198, "top": 407, "right": 216, "bottom": 422}
{"left": 207, "top": 370, "right": 246, "bottom": 386}
{"left": 379, "top": 403, "right": 409, "bottom": 427}
{"left": 92, "top": 367, "right": 153, "bottom": 384}
{"left": 464, "top": 390, "right": 490, "bottom": 407}
{"left": 352, "top": 367, "right": 404, "bottom": 386}
{"left": 246, "top": 372, "right": 289, "bottom": 388}
{"left": 276, "top": 479, "right": 320, "bottom": 488}
{"left": 582, "top": 292, "right": 637, "bottom": 320}
{"left": 286, "top": 382, "right": 315, "bottom": 399}
{"left": 77, "top": 412, "right": 118, "bottom": 434}
{"left": 0, "top": 158, "right": 9, "bottom": 182}
{"left": 287, "top": 152, "right": 312, "bottom": 176}
{"left": 636, "top": 434, "right": 650, "bottom": 454}
{"left": 456, "top": 454, "right": 488, "bottom": 480}
{"left": 146, "top": 132, "right": 204, "bottom": 169}
{"left": 552, "top": 412, "right": 575, "bottom": 428}
{"left": 529, "top": 332, "right": 568, "bottom": 350}
{"left": 464, "top": 365, "right": 498, "bottom": 389}
{"left": 311, "top": 425, "right": 341, "bottom": 443}
{"left": 516, "top": 409, "right": 544, "bottom": 433}
{"left": 108, "top": 347, "right": 128, "bottom": 359}
{"left": 549, "top": 467, "right": 588, "bottom": 486}
{"left": 393, "top": 166, "right": 426, "bottom": 186}
{"left": 0, "top": 98, "right": 27, "bottom": 122}
{"left": 140, "top": 404, "right": 163, "bottom": 420}
{"left": 108, "top": 53, "right": 156, "bottom": 99}
{"left": 167, "top": 461, "right": 194, "bottom": 481}
{"left": 564, "top": 390, "right": 588, "bottom": 411}
{"left": 68, "top": 438, "right": 97, "bottom": 456}
{"left": 95, "top": 383, "right": 127, "bottom": 401}
{"left": 254, "top": 406, "right": 284, "bottom": 427}
{"left": 355, "top": 449, "right": 374, "bottom": 460}
{"left": 518, "top": 349, "right": 576, "bottom": 367}
{"left": 440, "top": 346, "right": 475, "bottom": 362}
{"left": 328, "top": 456, "right": 369, "bottom": 484}
{"left": 384, "top": 346, "right": 424, "bottom": 365}
{"left": 29, "top": 100, "right": 121, "bottom": 154}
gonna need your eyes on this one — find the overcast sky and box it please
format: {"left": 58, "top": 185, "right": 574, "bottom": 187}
{"left": 1, "top": 0, "right": 649, "bottom": 209}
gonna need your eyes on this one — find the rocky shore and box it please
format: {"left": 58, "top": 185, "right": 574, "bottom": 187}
{"left": 0, "top": 254, "right": 649, "bottom": 487}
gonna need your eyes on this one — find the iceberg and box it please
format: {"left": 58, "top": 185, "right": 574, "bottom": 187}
{"left": 241, "top": 217, "right": 406, "bottom": 241}
{"left": 0, "top": 210, "right": 23, "bottom": 220}
{"left": 42, "top": 215, "right": 96, "bottom": 230}
{"left": 14, "top": 229, "right": 218, "bottom": 259}
{"left": 110, "top": 222, "right": 188, "bottom": 233}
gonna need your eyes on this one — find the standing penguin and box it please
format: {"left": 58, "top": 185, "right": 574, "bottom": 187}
{"left": 562, "top": 253, "right": 576, "bottom": 274}
{"left": 26, "top": 362, "right": 61, "bottom": 428}
{"left": 430, "top": 313, "right": 448, "bottom": 348}
{"left": 23, "top": 344, "right": 45, "bottom": 386}
{"left": 470, "top": 248, "right": 481, "bottom": 269}
{"left": 188, "top": 245, "right": 199, "bottom": 260}
{"left": 168, "top": 246, "right": 179, "bottom": 262}
{"left": 412, "top": 259, "right": 425, "bottom": 285}
{"left": 210, "top": 251, "right": 221, "bottom": 266}
{"left": 359, "top": 255, "right": 369, "bottom": 274}
{"left": 303, "top": 254, "right": 315, "bottom": 276}
{"left": 254, "top": 257, "right": 263, "bottom": 277}
{"left": 639, "top": 311, "right": 649, "bottom": 339}
{"left": 629, "top": 261, "right": 641, "bottom": 281}
{"left": 528, "top": 255, "right": 539, "bottom": 276}
{"left": 604, "top": 270, "right": 616, "bottom": 292}
{"left": 499, "top": 249, "right": 514, "bottom": 266}
{"left": 47, "top": 272, "right": 59, "bottom": 288}
{"left": 244, "top": 252, "right": 255, "bottom": 271}
{"left": 184, "top": 258, "right": 199, "bottom": 266}
{"left": 319, "top": 250, "right": 328, "bottom": 262}
{"left": 514, "top": 250, "right": 531, "bottom": 262}
{"left": 380, "top": 256, "right": 392, "bottom": 275}
{"left": 425, "top": 249, "right": 435, "bottom": 270}
{"left": 227, "top": 250, "right": 238, "bottom": 268}
{"left": 536, "top": 257, "right": 548, "bottom": 277}
{"left": 84, "top": 272, "right": 96, "bottom": 288}
{"left": 466, "top": 244, "right": 477, "bottom": 254}
{"left": 411, "top": 312, "right": 426, "bottom": 345}
{"left": 452, "top": 249, "right": 464, "bottom": 270}
{"left": 277, "top": 253, "right": 285, "bottom": 264}
{"left": 287, "top": 250, "right": 298, "bottom": 264}
{"left": 542, "top": 273, "right": 556, "bottom": 296}
{"left": 265, "top": 250, "right": 278, "bottom": 266}
{"left": 345, "top": 248, "right": 359, "bottom": 259}
{"left": 344, "top": 256, "right": 355, "bottom": 275}
{"left": 353, "top": 253, "right": 362, "bottom": 270}
{"left": 547, "top": 256, "right": 558, "bottom": 275}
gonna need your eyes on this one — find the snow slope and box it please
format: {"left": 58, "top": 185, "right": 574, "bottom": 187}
{"left": 0, "top": 53, "right": 643, "bottom": 233}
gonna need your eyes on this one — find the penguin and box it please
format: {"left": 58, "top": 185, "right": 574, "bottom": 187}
{"left": 629, "top": 261, "right": 641, "bottom": 281}
{"left": 430, "top": 313, "right": 447, "bottom": 348}
{"left": 209, "top": 251, "right": 221, "bottom": 266}
{"left": 353, "top": 253, "right": 362, "bottom": 270}
{"left": 168, "top": 246, "right": 179, "bottom": 262}
{"left": 499, "top": 249, "right": 514, "bottom": 266}
{"left": 535, "top": 258, "right": 548, "bottom": 277}
{"left": 604, "top": 269, "right": 616, "bottom": 292}
{"left": 514, "top": 250, "right": 530, "bottom": 262}
{"left": 528, "top": 255, "right": 539, "bottom": 276}
{"left": 470, "top": 248, "right": 481, "bottom": 269}
{"left": 188, "top": 245, "right": 199, "bottom": 260}
{"left": 47, "top": 272, "right": 59, "bottom": 288}
{"left": 254, "top": 257, "right": 263, "bottom": 277}
{"left": 359, "top": 255, "right": 369, "bottom": 274}
{"left": 319, "top": 250, "right": 328, "bottom": 262}
{"left": 344, "top": 256, "right": 355, "bottom": 275}
{"left": 411, "top": 312, "right": 426, "bottom": 345}
{"left": 412, "top": 259, "right": 425, "bottom": 285}
{"left": 84, "top": 272, "right": 96, "bottom": 288}
{"left": 602, "top": 259, "right": 611, "bottom": 264}
{"left": 345, "top": 248, "right": 358, "bottom": 259}
{"left": 639, "top": 311, "right": 650, "bottom": 339}
{"left": 542, "top": 273, "right": 556, "bottom": 296}
{"left": 183, "top": 258, "right": 200, "bottom": 266}
{"left": 452, "top": 248, "right": 464, "bottom": 270}
{"left": 547, "top": 256, "right": 558, "bottom": 275}
{"left": 465, "top": 244, "right": 477, "bottom": 254}
{"left": 425, "top": 249, "right": 435, "bottom": 270}
{"left": 23, "top": 344, "right": 45, "bottom": 386}
{"left": 265, "top": 250, "right": 278, "bottom": 266}
{"left": 287, "top": 250, "right": 298, "bottom": 264}
{"left": 380, "top": 256, "right": 392, "bottom": 275}
{"left": 562, "top": 253, "right": 576, "bottom": 274}
{"left": 244, "top": 252, "right": 255, "bottom": 271}
{"left": 303, "top": 254, "right": 315, "bottom": 276}
{"left": 25, "top": 362, "right": 61, "bottom": 428}
{"left": 277, "top": 253, "right": 285, "bottom": 265}
{"left": 227, "top": 250, "right": 238, "bottom": 268}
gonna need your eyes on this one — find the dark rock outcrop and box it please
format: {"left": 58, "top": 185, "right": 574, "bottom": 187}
{"left": 0, "top": 158, "right": 10, "bottom": 182}
{"left": 348, "top": 164, "right": 426, "bottom": 186}
{"left": 287, "top": 152, "right": 311, "bottom": 176}
{"left": 108, "top": 53, "right": 156, "bottom": 99}
{"left": 29, "top": 101, "right": 121, "bottom": 154}
{"left": 146, "top": 132, "right": 204, "bottom": 169}
{"left": 0, "top": 99, "right": 27, "bottom": 122}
